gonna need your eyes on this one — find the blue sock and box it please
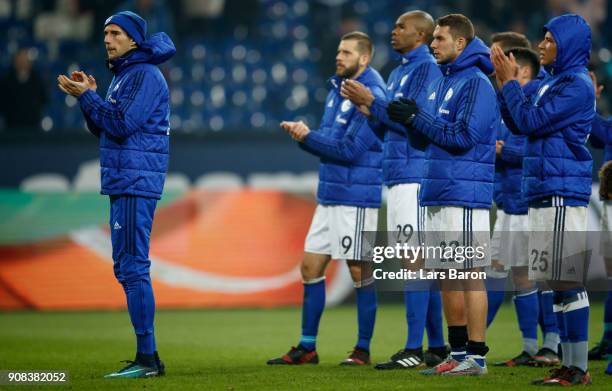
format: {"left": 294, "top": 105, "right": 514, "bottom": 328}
{"left": 404, "top": 279, "right": 430, "bottom": 350}
{"left": 426, "top": 288, "right": 445, "bottom": 349}
{"left": 485, "top": 272, "right": 506, "bottom": 327}
{"left": 603, "top": 290, "right": 612, "bottom": 343}
{"left": 562, "top": 288, "right": 589, "bottom": 372}
{"left": 486, "top": 287, "right": 506, "bottom": 327}
{"left": 355, "top": 281, "right": 377, "bottom": 352}
{"left": 124, "top": 278, "right": 156, "bottom": 355}
{"left": 299, "top": 278, "right": 326, "bottom": 351}
{"left": 553, "top": 293, "right": 570, "bottom": 368}
{"left": 539, "top": 290, "right": 559, "bottom": 336}
{"left": 513, "top": 289, "right": 539, "bottom": 355}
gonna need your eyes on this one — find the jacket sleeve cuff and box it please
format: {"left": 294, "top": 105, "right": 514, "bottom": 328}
{"left": 78, "top": 89, "right": 101, "bottom": 114}
{"left": 500, "top": 80, "right": 523, "bottom": 107}
{"left": 500, "top": 145, "right": 522, "bottom": 163}
{"left": 411, "top": 109, "right": 433, "bottom": 136}
{"left": 303, "top": 130, "right": 325, "bottom": 151}
{"left": 369, "top": 96, "right": 388, "bottom": 122}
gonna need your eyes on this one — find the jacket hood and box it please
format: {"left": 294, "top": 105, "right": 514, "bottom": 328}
{"left": 328, "top": 66, "right": 384, "bottom": 91}
{"left": 108, "top": 32, "right": 176, "bottom": 73}
{"left": 440, "top": 36, "right": 493, "bottom": 76}
{"left": 543, "top": 14, "right": 591, "bottom": 75}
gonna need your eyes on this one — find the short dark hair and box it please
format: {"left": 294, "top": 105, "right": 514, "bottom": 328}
{"left": 506, "top": 47, "right": 540, "bottom": 79}
{"left": 491, "top": 31, "right": 531, "bottom": 51}
{"left": 436, "top": 14, "right": 474, "bottom": 43}
{"left": 341, "top": 31, "right": 374, "bottom": 57}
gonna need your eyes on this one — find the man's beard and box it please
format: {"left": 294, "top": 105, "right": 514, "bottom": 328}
{"left": 336, "top": 62, "right": 360, "bottom": 79}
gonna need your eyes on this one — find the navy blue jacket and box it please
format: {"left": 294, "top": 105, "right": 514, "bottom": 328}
{"left": 368, "top": 45, "right": 441, "bottom": 186}
{"left": 590, "top": 113, "right": 612, "bottom": 163}
{"left": 497, "top": 80, "right": 541, "bottom": 215}
{"left": 410, "top": 37, "right": 497, "bottom": 208}
{"left": 300, "top": 66, "right": 386, "bottom": 208}
{"left": 499, "top": 14, "right": 594, "bottom": 205}
{"left": 79, "top": 33, "right": 176, "bottom": 199}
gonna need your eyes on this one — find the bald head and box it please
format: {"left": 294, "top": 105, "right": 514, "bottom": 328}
{"left": 391, "top": 10, "right": 435, "bottom": 54}
{"left": 404, "top": 11, "right": 435, "bottom": 43}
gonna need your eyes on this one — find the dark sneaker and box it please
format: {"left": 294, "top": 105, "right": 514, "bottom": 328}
{"left": 606, "top": 360, "right": 612, "bottom": 375}
{"left": 588, "top": 341, "right": 612, "bottom": 360}
{"left": 531, "top": 366, "right": 570, "bottom": 385}
{"left": 532, "top": 348, "right": 560, "bottom": 367}
{"left": 494, "top": 351, "right": 535, "bottom": 367}
{"left": 154, "top": 351, "right": 165, "bottom": 376}
{"left": 104, "top": 353, "right": 162, "bottom": 379}
{"left": 375, "top": 349, "right": 424, "bottom": 370}
{"left": 267, "top": 346, "right": 319, "bottom": 365}
{"left": 540, "top": 366, "right": 592, "bottom": 386}
{"left": 424, "top": 346, "right": 450, "bottom": 367}
{"left": 340, "top": 347, "right": 370, "bottom": 366}
{"left": 419, "top": 357, "right": 460, "bottom": 375}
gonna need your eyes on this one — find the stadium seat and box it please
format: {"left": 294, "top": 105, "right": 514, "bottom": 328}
{"left": 247, "top": 172, "right": 304, "bottom": 192}
{"left": 19, "top": 173, "right": 70, "bottom": 192}
{"left": 195, "top": 172, "right": 244, "bottom": 190}
{"left": 293, "top": 171, "right": 319, "bottom": 194}
{"left": 164, "top": 173, "right": 191, "bottom": 192}
{"left": 72, "top": 159, "right": 101, "bottom": 192}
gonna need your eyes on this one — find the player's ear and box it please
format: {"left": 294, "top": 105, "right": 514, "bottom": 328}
{"left": 456, "top": 37, "right": 466, "bottom": 52}
{"left": 359, "top": 53, "right": 370, "bottom": 67}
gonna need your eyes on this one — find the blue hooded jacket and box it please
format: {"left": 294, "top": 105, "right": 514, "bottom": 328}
{"left": 409, "top": 37, "right": 497, "bottom": 208}
{"left": 497, "top": 79, "right": 541, "bottom": 215}
{"left": 300, "top": 66, "right": 387, "bottom": 207}
{"left": 590, "top": 113, "right": 612, "bottom": 163}
{"left": 499, "top": 14, "right": 594, "bottom": 205}
{"left": 78, "top": 32, "right": 176, "bottom": 199}
{"left": 368, "top": 45, "right": 441, "bottom": 186}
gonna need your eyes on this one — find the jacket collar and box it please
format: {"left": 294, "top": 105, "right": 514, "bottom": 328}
{"left": 400, "top": 44, "right": 431, "bottom": 65}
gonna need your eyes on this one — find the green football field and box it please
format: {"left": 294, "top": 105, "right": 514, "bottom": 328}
{"left": 0, "top": 303, "right": 611, "bottom": 390}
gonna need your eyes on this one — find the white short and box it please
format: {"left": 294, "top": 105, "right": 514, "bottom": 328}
{"left": 491, "top": 209, "right": 507, "bottom": 261}
{"left": 424, "top": 206, "right": 491, "bottom": 269}
{"left": 386, "top": 183, "right": 425, "bottom": 246}
{"left": 527, "top": 201, "right": 588, "bottom": 282}
{"left": 499, "top": 213, "right": 529, "bottom": 269}
{"left": 601, "top": 200, "right": 612, "bottom": 258}
{"left": 304, "top": 204, "right": 379, "bottom": 261}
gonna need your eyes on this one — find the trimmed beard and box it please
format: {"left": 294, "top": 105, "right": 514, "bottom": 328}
{"left": 336, "top": 62, "right": 360, "bottom": 79}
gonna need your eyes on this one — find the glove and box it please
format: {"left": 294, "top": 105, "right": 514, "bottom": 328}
{"left": 387, "top": 97, "right": 419, "bottom": 125}
{"left": 600, "top": 160, "right": 612, "bottom": 200}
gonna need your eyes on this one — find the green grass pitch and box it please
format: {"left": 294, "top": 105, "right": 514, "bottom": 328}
{"left": 0, "top": 303, "right": 610, "bottom": 390}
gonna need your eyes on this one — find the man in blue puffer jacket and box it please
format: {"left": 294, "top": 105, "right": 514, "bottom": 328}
{"left": 587, "top": 71, "right": 612, "bottom": 373}
{"left": 492, "top": 47, "right": 563, "bottom": 368}
{"left": 57, "top": 11, "right": 174, "bottom": 378}
{"left": 341, "top": 10, "right": 447, "bottom": 370}
{"left": 492, "top": 13, "right": 595, "bottom": 385}
{"left": 388, "top": 14, "right": 497, "bottom": 376}
{"left": 267, "top": 32, "right": 386, "bottom": 367}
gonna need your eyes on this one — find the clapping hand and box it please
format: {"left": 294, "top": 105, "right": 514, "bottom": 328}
{"left": 387, "top": 97, "right": 419, "bottom": 125}
{"left": 281, "top": 120, "right": 310, "bottom": 142}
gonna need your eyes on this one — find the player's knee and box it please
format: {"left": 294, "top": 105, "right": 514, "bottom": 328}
{"left": 511, "top": 268, "right": 534, "bottom": 290}
{"left": 119, "top": 255, "right": 151, "bottom": 283}
{"left": 300, "top": 261, "right": 323, "bottom": 280}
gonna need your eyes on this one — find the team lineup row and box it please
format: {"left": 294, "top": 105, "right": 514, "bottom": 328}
{"left": 54, "top": 8, "right": 612, "bottom": 386}
{"left": 274, "top": 9, "right": 611, "bottom": 387}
